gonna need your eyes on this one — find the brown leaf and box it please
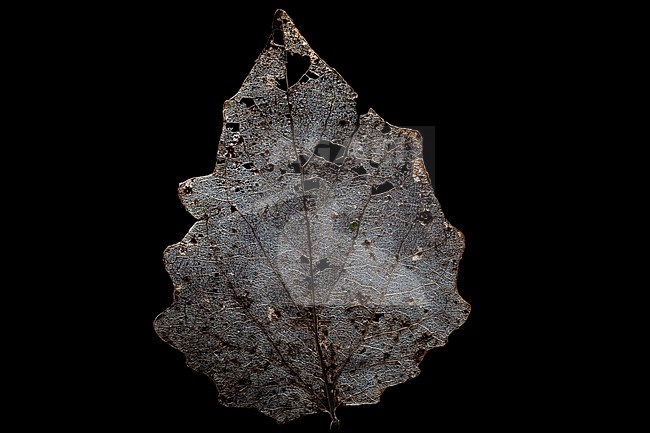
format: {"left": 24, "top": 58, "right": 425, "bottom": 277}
{"left": 154, "top": 9, "right": 469, "bottom": 429}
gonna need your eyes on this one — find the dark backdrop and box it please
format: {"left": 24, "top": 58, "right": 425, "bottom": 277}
{"left": 95, "top": 2, "right": 543, "bottom": 431}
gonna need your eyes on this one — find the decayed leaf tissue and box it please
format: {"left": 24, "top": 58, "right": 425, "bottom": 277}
{"left": 154, "top": 9, "right": 469, "bottom": 430}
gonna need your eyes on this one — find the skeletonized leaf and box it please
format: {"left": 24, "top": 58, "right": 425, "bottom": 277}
{"left": 154, "top": 9, "right": 469, "bottom": 429}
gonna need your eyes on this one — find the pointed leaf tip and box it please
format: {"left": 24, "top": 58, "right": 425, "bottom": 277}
{"left": 270, "top": 9, "right": 311, "bottom": 56}
{"left": 274, "top": 9, "right": 288, "bottom": 19}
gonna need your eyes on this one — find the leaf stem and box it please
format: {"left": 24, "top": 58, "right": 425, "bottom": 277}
{"left": 330, "top": 416, "right": 340, "bottom": 432}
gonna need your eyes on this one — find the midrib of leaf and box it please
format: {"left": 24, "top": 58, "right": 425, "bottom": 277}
{"left": 200, "top": 107, "right": 328, "bottom": 409}
{"left": 278, "top": 18, "right": 339, "bottom": 424}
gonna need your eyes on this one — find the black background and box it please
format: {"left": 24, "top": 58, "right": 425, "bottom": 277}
{"left": 91, "top": 2, "right": 548, "bottom": 431}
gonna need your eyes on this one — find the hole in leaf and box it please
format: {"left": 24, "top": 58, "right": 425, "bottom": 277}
{"left": 369, "top": 160, "right": 380, "bottom": 168}
{"left": 276, "top": 78, "right": 288, "bottom": 91}
{"left": 418, "top": 210, "right": 433, "bottom": 224}
{"left": 226, "top": 123, "right": 240, "bottom": 132}
{"left": 305, "top": 178, "right": 320, "bottom": 190}
{"left": 289, "top": 154, "right": 309, "bottom": 173}
{"left": 371, "top": 181, "right": 394, "bottom": 195}
{"left": 352, "top": 165, "right": 367, "bottom": 175}
{"left": 272, "top": 28, "right": 284, "bottom": 45}
{"left": 240, "top": 97, "right": 255, "bottom": 107}
{"left": 313, "top": 140, "right": 344, "bottom": 164}
{"left": 381, "top": 124, "right": 391, "bottom": 133}
{"left": 242, "top": 162, "right": 254, "bottom": 170}
{"left": 373, "top": 313, "right": 384, "bottom": 322}
{"left": 296, "top": 178, "right": 320, "bottom": 191}
{"left": 287, "top": 53, "right": 311, "bottom": 87}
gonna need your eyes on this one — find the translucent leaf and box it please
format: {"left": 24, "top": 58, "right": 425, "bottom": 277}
{"left": 154, "top": 9, "right": 469, "bottom": 430}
